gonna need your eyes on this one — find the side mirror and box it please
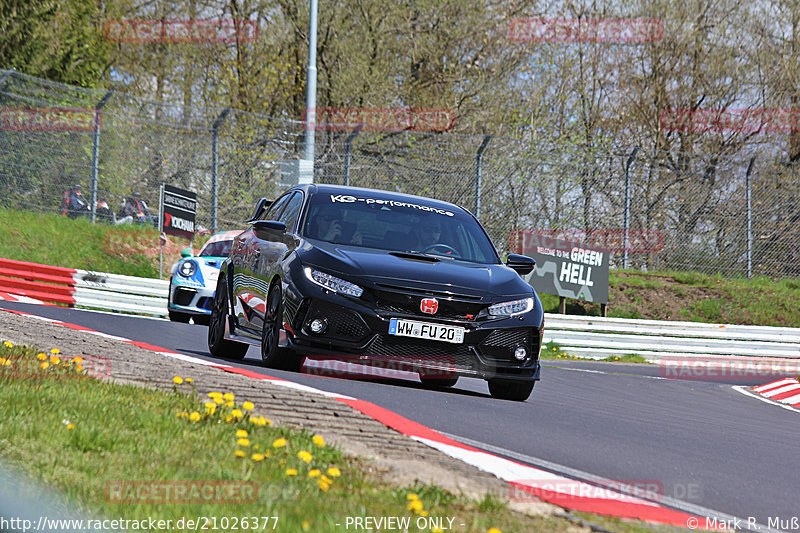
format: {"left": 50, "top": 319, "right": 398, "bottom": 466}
{"left": 253, "top": 220, "right": 286, "bottom": 238}
{"left": 506, "top": 253, "right": 536, "bottom": 275}
{"left": 247, "top": 198, "right": 272, "bottom": 222}
{"left": 180, "top": 247, "right": 193, "bottom": 258}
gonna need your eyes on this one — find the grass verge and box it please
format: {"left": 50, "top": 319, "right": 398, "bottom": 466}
{"left": 0, "top": 340, "right": 676, "bottom": 533}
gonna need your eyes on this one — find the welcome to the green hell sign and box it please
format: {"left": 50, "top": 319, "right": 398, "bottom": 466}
{"left": 511, "top": 231, "right": 610, "bottom": 304}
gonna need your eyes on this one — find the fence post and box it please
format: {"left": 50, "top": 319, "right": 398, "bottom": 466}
{"left": 475, "top": 135, "right": 492, "bottom": 218}
{"left": 623, "top": 147, "right": 639, "bottom": 269}
{"left": 211, "top": 108, "right": 231, "bottom": 233}
{"left": 745, "top": 156, "right": 756, "bottom": 278}
{"left": 344, "top": 125, "right": 362, "bottom": 186}
{"left": 90, "top": 90, "right": 114, "bottom": 223}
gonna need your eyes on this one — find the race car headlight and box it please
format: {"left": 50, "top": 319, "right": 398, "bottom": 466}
{"left": 177, "top": 260, "right": 197, "bottom": 278}
{"left": 305, "top": 267, "right": 363, "bottom": 297}
{"left": 488, "top": 297, "right": 534, "bottom": 317}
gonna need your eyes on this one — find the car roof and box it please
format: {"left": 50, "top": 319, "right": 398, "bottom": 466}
{"left": 205, "top": 229, "right": 243, "bottom": 244}
{"left": 291, "top": 184, "right": 470, "bottom": 215}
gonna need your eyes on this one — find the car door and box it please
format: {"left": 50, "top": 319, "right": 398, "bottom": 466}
{"left": 233, "top": 192, "right": 294, "bottom": 335}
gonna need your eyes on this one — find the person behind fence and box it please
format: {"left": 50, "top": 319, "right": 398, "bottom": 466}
{"left": 61, "top": 184, "right": 89, "bottom": 219}
{"left": 95, "top": 196, "right": 115, "bottom": 223}
{"left": 117, "top": 191, "right": 152, "bottom": 225}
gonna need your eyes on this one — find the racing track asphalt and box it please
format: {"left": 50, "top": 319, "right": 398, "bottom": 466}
{"left": 1, "top": 301, "right": 797, "bottom": 529}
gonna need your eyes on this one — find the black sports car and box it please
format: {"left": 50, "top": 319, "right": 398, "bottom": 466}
{"left": 207, "top": 184, "right": 543, "bottom": 401}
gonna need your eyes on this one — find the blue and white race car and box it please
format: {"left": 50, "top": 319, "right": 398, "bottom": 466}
{"left": 168, "top": 230, "right": 242, "bottom": 324}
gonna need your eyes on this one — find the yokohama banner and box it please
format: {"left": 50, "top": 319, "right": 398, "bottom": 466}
{"left": 160, "top": 184, "right": 197, "bottom": 240}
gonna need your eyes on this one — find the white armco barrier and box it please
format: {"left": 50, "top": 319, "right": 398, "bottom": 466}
{"left": 72, "top": 270, "right": 169, "bottom": 318}
{"left": 542, "top": 313, "right": 800, "bottom": 360}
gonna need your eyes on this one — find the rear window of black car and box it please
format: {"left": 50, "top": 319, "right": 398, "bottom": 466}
{"left": 302, "top": 192, "right": 500, "bottom": 264}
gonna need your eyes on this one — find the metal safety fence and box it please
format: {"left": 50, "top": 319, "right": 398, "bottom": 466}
{"left": 2, "top": 70, "right": 799, "bottom": 278}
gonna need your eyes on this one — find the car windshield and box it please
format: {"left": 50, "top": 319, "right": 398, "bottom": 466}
{"left": 199, "top": 239, "right": 233, "bottom": 258}
{"left": 302, "top": 192, "right": 500, "bottom": 264}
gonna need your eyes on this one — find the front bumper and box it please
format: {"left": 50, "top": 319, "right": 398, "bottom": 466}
{"left": 281, "top": 270, "right": 543, "bottom": 381}
{"left": 169, "top": 281, "right": 215, "bottom": 316}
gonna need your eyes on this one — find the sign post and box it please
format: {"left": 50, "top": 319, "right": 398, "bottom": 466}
{"left": 158, "top": 184, "right": 197, "bottom": 279}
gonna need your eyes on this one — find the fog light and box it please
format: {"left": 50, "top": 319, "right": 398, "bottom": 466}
{"left": 309, "top": 318, "right": 327, "bottom": 335}
{"left": 514, "top": 346, "right": 527, "bottom": 360}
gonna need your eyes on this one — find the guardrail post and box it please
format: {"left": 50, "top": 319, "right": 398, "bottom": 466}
{"left": 475, "top": 135, "right": 492, "bottom": 218}
{"left": 211, "top": 108, "right": 231, "bottom": 233}
{"left": 623, "top": 147, "right": 639, "bottom": 269}
{"left": 745, "top": 157, "right": 756, "bottom": 278}
{"left": 90, "top": 91, "right": 114, "bottom": 223}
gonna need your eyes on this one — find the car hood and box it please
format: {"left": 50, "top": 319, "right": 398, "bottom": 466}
{"left": 299, "top": 242, "right": 532, "bottom": 298}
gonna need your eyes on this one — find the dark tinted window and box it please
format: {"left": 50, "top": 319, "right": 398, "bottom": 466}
{"left": 277, "top": 192, "right": 304, "bottom": 231}
{"left": 302, "top": 192, "right": 499, "bottom": 264}
{"left": 262, "top": 193, "right": 291, "bottom": 221}
{"left": 199, "top": 239, "right": 233, "bottom": 257}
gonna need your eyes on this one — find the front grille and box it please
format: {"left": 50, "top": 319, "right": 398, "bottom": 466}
{"left": 173, "top": 287, "right": 196, "bottom": 306}
{"left": 364, "top": 336, "right": 477, "bottom": 371}
{"left": 198, "top": 297, "right": 214, "bottom": 310}
{"left": 374, "top": 288, "right": 483, "bottom": 320}
{"left": 302, "top": 300, "right": 370, "bottom": 342}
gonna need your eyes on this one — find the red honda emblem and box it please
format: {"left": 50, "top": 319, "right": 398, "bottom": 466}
{"left": 420, "top": 298, "right": 438, "bottom": 314}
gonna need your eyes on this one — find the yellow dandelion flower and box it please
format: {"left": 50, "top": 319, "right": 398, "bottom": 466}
{"left": 302, "top": 521, "right": 311, "bottom": 531}
{"left": 185, "top": 377, "right": 193, "bottom": 383}
{"left": 242, "top": 401, "right": 254, "bottom": 410}
{"left": 204, "top": 403, "right": 216, "bottom": 415}
{"left": 237, "top": 438, "right": 251, "bottom": 447}
{"left": 312, "top": 435, "right": 325, "bottom": 447}
{"left": 66, "top": 423, "right": 74, "bottom": 430}
{"left": 2, "top": 359, "right": 10, "bottom": 367}
{"left": 234, "top": 450, "right": 246, "bottom": 458}
{"left": 173, "top": 376, "right": 184, "bottom": 384}
{"left": 224, "top": 400, "right": 235, "bottom": 408}
{"left": 308, "top": 469, "right": 321, "bottom": 478}
{"left": 50, "top": 348, "right": 60, "bottom": 354}
{"left": 50, "top": 356, "right": 61, "bottom": 365}
{"left": 39, "top": 362, "right": 50, "bottom": 370}
{"left": 75, "top": 365, "right": 83, "bottom": 372}
{"left": 236, "top": 429, "right": 249, "bottom": 438}
{"left": 2, "top": 341, "right": 12, "bottom": 347}
{"left": 37, "top": 353, "right": 47, "bottom": 361}
{"left": 406, "top": 493, "right": 419, "bottom": 501}
{"left": 297, "top": 450, "right": 312, "bottom": 463}
{"left": 251, "top": 453, "right": 265, "bottom": 462}
{"left": 419, "top": 510, "right": 428, "bottom": 517}
{"left": 0, "top": 357, "right": 5, "bottom": 365}
{"left": 488, "top": 529, "right": 502, "bottom": 533}
{"left": 175, "top": 412, "right": 188, "bottom": 418}
{"left": 317, "top": 479, "right": 331, "bottom": 492}
{"left": 231, "top": 409, "right": 243, "bottom": 420}
{"left": 208, "top": 391, "right": 223, "bottom": 399}
{"left": 272, "top": 438, "right": 287, "bottom": 448}
{"left": 225, "top": 414, "right": 233, "bottom": 423}
{"left": 326, "top": 467, "right": 341, "bottom": 477}
{"left": 285, "top": 468, "right": 298, "bottom": 476}
{"left": 320, "top": 475, "right": 332, "bottom": 485}
{"left": 407, "top": 500, "right": 424, "bottom": 513}
{"left": 223, "top": 392, "right": 235, "bottom": 401}
{"left": 189, "top": 412, "right": 201, "bottom": 422}
{"left": 72, "top": 356, "right": 83, "bottom": 364}
{"left": 432, "top": 528, "right": 444, "bottom": 533}
{"left": 214, "top": 397, "right": 224, "bottom": 405}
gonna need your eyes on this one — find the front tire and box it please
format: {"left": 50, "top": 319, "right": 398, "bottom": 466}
{"left": 261, "top": 282, "right": 302, "bottom": 371}
{"left": 207, "top": 274, "right": 248, "bottom": 360}
{"left": 487, "top": 379, "right": 534, "bottom": 401}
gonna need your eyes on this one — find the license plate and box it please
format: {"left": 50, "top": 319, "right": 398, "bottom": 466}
{"left": 388, "top": 318, "right": 465, "bottom": 344}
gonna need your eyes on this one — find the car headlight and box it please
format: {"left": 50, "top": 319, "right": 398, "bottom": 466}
{"left": 305, "top": 267, "right": 363, "bottom": 297}
{"left": 488, "top": 297, "right": 534, "bottom": 317}
{"left": 177, "top": 260, "right": 197, "bottom": 278}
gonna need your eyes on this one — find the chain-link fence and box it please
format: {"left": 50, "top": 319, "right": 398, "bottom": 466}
{"left": 1, "top": 69, "right": 798, "bottom": 278}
